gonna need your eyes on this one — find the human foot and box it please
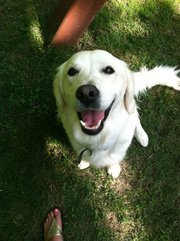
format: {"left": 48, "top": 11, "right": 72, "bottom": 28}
{"left": 44, "top": 209, "right": 63, "bottom": 241}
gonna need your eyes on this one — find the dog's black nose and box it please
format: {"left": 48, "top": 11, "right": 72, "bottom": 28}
{"left": 76, "top": 85, "right": 100, "bottom": 105}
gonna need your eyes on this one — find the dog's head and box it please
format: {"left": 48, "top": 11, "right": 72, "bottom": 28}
{"left": 54, "top": 50, "right": 135, "bottom": 135}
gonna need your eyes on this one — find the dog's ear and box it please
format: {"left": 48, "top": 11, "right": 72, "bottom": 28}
{"left": 124, "top": 68, "right": 136, "bottom": 114}
{"left": 53, "top": 64, "right": 66, "bottom": 113}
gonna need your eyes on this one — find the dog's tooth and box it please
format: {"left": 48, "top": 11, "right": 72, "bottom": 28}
{"left": 80, "top": 120, "right": 86, "bottom": 127}
{"left": 95, "top": 120, "right": 101, "bottom": 129}
{"left": 89, "top": 120, "right": 101, "bottom": 130}
{"left": 80, "top": 120, "right": 101, "bottom": 130}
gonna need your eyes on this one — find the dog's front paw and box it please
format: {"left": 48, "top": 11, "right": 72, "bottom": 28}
{"left": 138, "top": 130, "right": 149, "bottom": 147}
{"left": 107, "top": 164, "right": 121, "bottom": 179}
{"left": 78, "top": 160, "right": 90, "bottom": 170}
{"left": 135, "top": 127, "right": 149, "bottom": 147}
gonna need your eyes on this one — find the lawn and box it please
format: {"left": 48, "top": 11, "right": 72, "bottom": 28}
{"left": 0, "top": 0, "right": 179, "bottom": 240}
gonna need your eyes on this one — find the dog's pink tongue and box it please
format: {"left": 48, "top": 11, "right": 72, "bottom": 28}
{"left": 81, "top": 110, "right": 105, "bottom": 127}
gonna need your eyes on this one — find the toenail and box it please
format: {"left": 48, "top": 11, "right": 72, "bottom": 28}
{"left": 54, "top": 209, "right": 59, "bottom": 214}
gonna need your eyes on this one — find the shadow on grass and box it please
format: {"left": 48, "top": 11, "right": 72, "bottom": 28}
{"left": 0, "top": 1, "right": 179, "bottom": 241}
{"left": 0, "top": 1, "right": 118, "bottom": 240}
{"left": 86, "top": 0, "right": 180, "bottom": 67}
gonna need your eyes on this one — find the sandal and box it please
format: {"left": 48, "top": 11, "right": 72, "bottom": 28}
{"left": 47, "top": 218, "right": 62, "bottom": 241}
{"left": 45, "top": 209, "right": 63, "bottom": 241}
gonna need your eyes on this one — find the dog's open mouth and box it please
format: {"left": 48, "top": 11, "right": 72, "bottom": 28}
{"left": 77, "top": 100, "right": 114, "bottom": 135}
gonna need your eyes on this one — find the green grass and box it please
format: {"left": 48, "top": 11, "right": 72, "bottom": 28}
{"left": 0, "top": 0, "right": 179, "bottom": 240}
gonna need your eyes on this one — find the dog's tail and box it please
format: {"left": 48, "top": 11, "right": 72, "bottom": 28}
{"left": 133, "top": 66, "right": 180, "bottom": 96}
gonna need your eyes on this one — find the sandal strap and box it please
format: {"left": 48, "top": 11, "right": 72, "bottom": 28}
{"left": 47, "top": 218, "right": 62, "bottom": 241}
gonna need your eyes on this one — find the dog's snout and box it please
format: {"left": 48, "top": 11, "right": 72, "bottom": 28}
{"left": 76, "top": 85, "right": 99, "bottom": 105}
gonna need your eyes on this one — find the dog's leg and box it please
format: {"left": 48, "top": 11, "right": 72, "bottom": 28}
{"left": 107, "top": 163, "right": 121, "bottom": 179}
{"left": 134, "top": 118, "right": 149, "bottom": 147}
{"left": 78, "top": 160, "right": 90, "bottom": 170}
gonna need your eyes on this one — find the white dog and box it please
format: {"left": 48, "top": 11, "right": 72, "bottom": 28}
{"left": 53, "top": 50, "right": 179, "bottom": 178}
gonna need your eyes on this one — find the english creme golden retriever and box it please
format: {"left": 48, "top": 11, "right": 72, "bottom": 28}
{"left": 53, "top": 50, "right": 179, "bottom": 178}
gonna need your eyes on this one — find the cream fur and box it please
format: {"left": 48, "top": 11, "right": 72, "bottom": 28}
{"left": 53, "top": 50, "right": 179, "bottom": 178}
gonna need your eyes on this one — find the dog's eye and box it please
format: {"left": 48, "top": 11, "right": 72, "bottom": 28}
{"left": 68, "top": 67, "right": 79, "bottom": 76}
{"left": 102, "top": 66, "right": 115, "bottom": 74}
